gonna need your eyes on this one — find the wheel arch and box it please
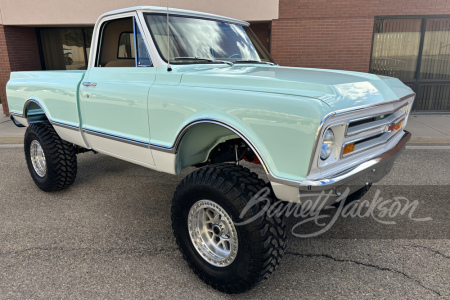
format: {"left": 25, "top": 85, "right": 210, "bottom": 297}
{"left": 23, "top": 98, "right": 51, "bottom": 124}
{"left": 174, "top": 119, "right": 270, "bottom": 175}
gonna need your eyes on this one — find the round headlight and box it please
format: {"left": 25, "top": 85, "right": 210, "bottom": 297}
{"left": 320, "top": 129, "right": 335, "bottom": 160}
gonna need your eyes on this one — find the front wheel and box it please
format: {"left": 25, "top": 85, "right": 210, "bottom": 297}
{"left": 171, "top": 164, "right": 287, "bottom": 293}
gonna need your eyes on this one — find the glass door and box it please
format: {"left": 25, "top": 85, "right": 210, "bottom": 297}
{"left": 370, "top": 17, "right": 450, "bottom": 112}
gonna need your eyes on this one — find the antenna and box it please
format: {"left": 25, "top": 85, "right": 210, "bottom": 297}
{"left": 166, "top": 3, "right": 172, "bottom": 71}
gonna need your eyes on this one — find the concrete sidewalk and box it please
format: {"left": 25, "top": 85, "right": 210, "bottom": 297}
{"left": 0, "top": 115, "right": 26, "bottom": 143}
{"left": 1, "top": 113, "right": 450, "bottom": 144}
{"left": 406, "top": 114, "right": 450, "bottom": 143}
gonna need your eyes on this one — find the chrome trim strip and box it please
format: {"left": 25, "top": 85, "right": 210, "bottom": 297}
{"left": 23, "top": 98, "right": 51, "bottom": 120}
{"left": 9, "top": 112, "right": 24, "bottom": 118}
{"left": 51, "top": 121, "right": 80, "bottom": 131}
{"left": 347, "top": 123, "right": 387, "bottom": 138}
{"left": 149, "top": 143, "right": 172, "bottom": 152}
{"left": 306, "top": 111, "right": 336, "bottom": 175}
{"left": 84, "top": 128, "right": 149, "bottom": 148}
{"left": 333, "top": 93, "right": 415, "bottom": 116}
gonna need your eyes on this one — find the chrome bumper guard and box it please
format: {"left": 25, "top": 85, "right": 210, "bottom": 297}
{"left": 270, "top": 131, "right": 411, "bottom": 203}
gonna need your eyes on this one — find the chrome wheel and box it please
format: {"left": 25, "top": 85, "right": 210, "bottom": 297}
{"left": 30, "top": 140, "right": 46, "bottom": 177}
{"left": 188, "top": 200, "right": 238, "bottom": 267}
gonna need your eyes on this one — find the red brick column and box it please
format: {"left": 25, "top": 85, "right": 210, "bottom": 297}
{"left": 0, "top": 25, "right": 41, "bottom": 116}
{"left": 0, "top": 25, "right": 12, "bottom": 115}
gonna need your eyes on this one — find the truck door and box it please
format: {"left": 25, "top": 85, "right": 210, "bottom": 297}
{"left": 80, "top": 15, "right": 156, "bottom": 166}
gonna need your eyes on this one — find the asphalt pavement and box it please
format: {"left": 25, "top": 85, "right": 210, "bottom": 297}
{"left": 0, "top": 143, "right": 449, "bottom": 299}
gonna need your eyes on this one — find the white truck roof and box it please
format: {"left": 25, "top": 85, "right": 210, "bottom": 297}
{"left": 99, "top": 6, "right": 250, "bottom": 26}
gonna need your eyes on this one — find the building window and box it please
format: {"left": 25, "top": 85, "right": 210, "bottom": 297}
{"left": 38, "top": 27, "right": 93, "bottom": 70}
{"left": 370, "top": 17, "right": 450, "bottom": 112}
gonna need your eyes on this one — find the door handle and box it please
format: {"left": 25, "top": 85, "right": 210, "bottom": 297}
{"left": 82, "top": 82, "right": 97, "bottom": 87}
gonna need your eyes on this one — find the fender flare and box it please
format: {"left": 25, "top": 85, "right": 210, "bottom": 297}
{"left": 173, "top": 119, "right": 270, "bottom": 174}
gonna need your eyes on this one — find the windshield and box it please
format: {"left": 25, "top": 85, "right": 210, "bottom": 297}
{"left": 144, "top": 13, "right": 275, "bottom": 64}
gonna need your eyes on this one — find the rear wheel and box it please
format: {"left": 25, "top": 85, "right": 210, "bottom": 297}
{"left": 172, "top": 164, "right": 287, "bottom": 293}
{"left": 24, "top": 122, "right": 77, "bottom": 191}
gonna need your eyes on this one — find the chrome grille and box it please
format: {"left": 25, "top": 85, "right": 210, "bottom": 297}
{"left": 341, "top": 101, "right": 411, "bottom": 158}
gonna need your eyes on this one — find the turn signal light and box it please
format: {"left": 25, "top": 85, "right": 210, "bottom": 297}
{"left": 395, "top": 121, "right": 403, "bottom": 131}
{"left": 343, "top": 143, "right": 355, "bottom": 155}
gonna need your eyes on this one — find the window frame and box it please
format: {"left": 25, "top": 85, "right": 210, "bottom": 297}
{"left": 94, "top": 14, "right": 153, "bottom": 67}
{"left": 36, "top": 27, "right": 94, "bottom": 70}
{"left": 94, "top": 13, "right": 136, "bottom": 67}
{"left": 369, "top": 15, "right": 450, "bottom": 112}
{"left": 144, "top": 12, "right": 275, "bottom": 65}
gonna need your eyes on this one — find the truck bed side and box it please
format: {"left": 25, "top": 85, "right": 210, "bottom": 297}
{"left": 6, "top": 70, "right": 86, "bottom": 146}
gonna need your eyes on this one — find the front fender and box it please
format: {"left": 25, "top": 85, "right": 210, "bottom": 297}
{"left": 148, "top": 85, "right": 332, "bottom": 182}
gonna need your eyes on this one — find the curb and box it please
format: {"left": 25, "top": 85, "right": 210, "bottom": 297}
{"left": 410, "top": 137, "right": 450, "bottom": 144}
{"left": 0, "top": 137, "right": 23, "bottom": 144}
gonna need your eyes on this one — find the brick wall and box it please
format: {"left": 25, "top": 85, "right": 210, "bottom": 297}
{"left": 250, "top": 22, "right": 271, "bottom": 52}
{"left": 272, "top": 18, "right": 373, "bottom": 71}
{"left": 0, "top": 26, "right": 41, "bottom": 116}
{"left": 0, "top": 26, "right": 12, "bottom": 115}
{"left": 271, "top": 0, "right": 450, "bottom": 72}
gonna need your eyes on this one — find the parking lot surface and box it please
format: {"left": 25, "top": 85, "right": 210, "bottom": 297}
{"left": 0, "top": 144, "right": 449, "bottom": 299}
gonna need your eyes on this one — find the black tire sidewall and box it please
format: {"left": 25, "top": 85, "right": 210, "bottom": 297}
{"left": 173, "top": 183, "right": 256, "bottom": 286}
{"left": 24, "top": 123, "right": 71, "bottom": 192}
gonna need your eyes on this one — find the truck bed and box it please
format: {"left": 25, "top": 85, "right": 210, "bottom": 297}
{"left": 7, "top": 70, "right": 86, "bottom": 128}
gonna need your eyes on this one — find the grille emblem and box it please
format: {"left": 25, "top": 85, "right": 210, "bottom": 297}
{"left": 386, "top": 123, "right": 396, "bottom": 132}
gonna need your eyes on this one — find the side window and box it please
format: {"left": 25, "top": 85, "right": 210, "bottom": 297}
{"left": 97, "top": 16, "right": 152, "bottom": 67}
{"left": 117, "top": 32, "right": 135, "bottom": 58}
{"left": 135, "top": 21, "right": 152, "bottom": 66}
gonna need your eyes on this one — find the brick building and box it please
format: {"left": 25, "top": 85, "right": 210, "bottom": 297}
{"left": 1, "top": 0, "right": 450, "bottom": 115}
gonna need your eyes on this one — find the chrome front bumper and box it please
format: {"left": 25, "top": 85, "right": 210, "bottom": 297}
{"left": 270, "top": 131, "right": 411, "bottom": 203}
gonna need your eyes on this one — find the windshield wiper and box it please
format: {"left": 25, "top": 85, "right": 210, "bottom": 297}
{"left": 234, "top": 60, "right": 275, "bottom": 65}
{"left": 174, "top": 57, "right": 233, "bottom": 66}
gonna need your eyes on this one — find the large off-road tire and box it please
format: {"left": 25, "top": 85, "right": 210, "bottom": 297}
{"left": 171, "top": 164, "right": 287, "bottom": 294}
{"left": 24, "top": 122, "right": 77, "bottom": 192}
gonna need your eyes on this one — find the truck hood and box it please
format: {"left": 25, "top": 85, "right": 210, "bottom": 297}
{"left": 179, "top": 65, "right": 413, "bottom": 111}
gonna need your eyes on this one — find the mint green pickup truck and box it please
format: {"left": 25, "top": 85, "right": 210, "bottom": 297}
{"left": 7, "top": 6, "right": 414, "bottom": 293}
